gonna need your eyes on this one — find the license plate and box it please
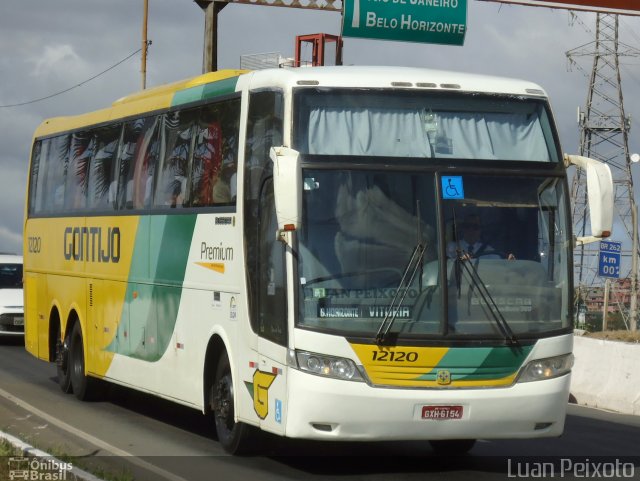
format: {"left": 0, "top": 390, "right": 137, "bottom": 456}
{"left": 13, "top": 317, "right": 24, "bottom": 326}
{"left": 421, "top": 405, "right": 463, "bottom": 420}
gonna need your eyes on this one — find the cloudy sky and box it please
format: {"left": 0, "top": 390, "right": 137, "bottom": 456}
{"left": 0, "top": 0, "right": 639, "bottom": 255}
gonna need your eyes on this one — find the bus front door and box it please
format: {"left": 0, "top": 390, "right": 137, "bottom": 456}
{"left": 255, "top": 178, "right": 288, "bottom": 435}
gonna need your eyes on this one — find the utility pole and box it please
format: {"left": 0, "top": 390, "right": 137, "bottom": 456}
{"left": 603, "top": 279, "right": 610, "bottom": 330}
{"left": 141, "top": 0, "right": 149, "bottom": 89}
{"left": 632, "top": 203, "right": 638, "bottom": 331}
{"left": 567, "top": 13, "right": 640, "bottom": 331}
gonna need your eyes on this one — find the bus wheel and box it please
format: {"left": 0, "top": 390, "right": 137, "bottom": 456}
{"left": 69, "top": 323, "right": 103, "bottom": 401}
{"left": 212, "top": 352, "right": 256, "bottom": 455}
{"left": 56, "top": 330, "right": 72, "bottom": 393}
{"left": 429, "top": 439, "right": 476, "bottom": 455}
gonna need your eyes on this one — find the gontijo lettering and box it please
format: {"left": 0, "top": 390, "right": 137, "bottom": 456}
{"left": 63, "top": 226, "right": 121, "bottom": 262}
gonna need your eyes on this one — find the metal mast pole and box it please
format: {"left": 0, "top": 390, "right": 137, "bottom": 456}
{"left": 196, "top": 0, "right": 227, "bottom": 73}
{"left": 568, "top": 13, "right": 639, "bottom": 331}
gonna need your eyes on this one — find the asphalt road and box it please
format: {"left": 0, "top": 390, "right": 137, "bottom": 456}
{"left": 1, "top": 336, "right": 639, "bottom": 481}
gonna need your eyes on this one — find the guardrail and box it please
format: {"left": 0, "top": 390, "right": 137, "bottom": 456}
{"left": 571, "top": 334, "right": 640, "bottom": 416}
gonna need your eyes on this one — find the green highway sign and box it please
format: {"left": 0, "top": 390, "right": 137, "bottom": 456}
{"left": 342, "top": 0, "right": 467, "bottom": 46}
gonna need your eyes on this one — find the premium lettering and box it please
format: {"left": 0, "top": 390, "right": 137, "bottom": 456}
{"left": 201, "top": 242, "right": 234, "bottom": 261}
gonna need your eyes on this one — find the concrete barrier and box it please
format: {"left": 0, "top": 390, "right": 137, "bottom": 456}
{"left": 571, "top": 335, "right": 640, "bottom": 415}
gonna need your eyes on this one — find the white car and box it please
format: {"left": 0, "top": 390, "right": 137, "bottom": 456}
{"left": 0, "top": 254, "right": 24, "bottom": 336}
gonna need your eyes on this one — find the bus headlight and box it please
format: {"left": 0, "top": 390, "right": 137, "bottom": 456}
{"left": 517, "top": 353, "right": 574, "bottom": 383}
{"left": 288, "top": 349, "right": 365, "bottom": 382}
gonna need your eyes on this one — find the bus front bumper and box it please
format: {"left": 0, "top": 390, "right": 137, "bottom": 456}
{"left": 284, "top": 369, "right": 570, "bottom": 441}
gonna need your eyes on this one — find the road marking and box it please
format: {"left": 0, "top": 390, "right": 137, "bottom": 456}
{"left": 0, "top": 386, "right": 188, "bottom": 481}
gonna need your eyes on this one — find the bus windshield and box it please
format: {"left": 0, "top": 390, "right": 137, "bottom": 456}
{"left": 297, "top": 170, "right": 571, "bottom": 339}
{"left": 293, "top": 89, "right": 560, "bottom": 162}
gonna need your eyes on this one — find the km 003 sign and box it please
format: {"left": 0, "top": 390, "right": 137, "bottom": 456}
{"left": 343, "top": 0, "right": 467, "bottom": 46}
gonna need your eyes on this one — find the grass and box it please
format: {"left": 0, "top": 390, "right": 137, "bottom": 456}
{"left": 583, "top": 330, "right": 640, "bottom": 343}
{"left": 0, "top": 439, "right": 22, "bottom": 481}
{"left": 0, "top": 437, "right": 19, "bottom": 455}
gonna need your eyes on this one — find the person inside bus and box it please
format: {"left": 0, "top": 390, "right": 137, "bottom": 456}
{"left": 211, "top": 158, "right": 236, "bottom": 204}
{"left": 170, "top": 182, "right": 183, "bottom": 208}
{"left": 212, "top": 174, "right": 230, "bottom": 204}
{"left": 446, "top": 214, "right": 515, "bottom": 261}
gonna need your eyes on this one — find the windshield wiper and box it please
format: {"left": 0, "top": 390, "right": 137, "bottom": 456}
{"left": 456, "top": 256, "right": 519, "bottom": 346}
{"left": 375, "top": 242, "right": 426, "bottom": 345}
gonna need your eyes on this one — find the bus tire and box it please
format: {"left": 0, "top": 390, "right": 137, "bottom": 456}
{"left": 56, "top": 328, "right": 72, "bottom": 393}
{"left": 212, "top": 351, "right": 256, "bottom": 455}
{"left": 429, "top": 439, "right": 476, "bottom": 455}
{"left": 69, "top": 323, "right": 104, "bottom": 401}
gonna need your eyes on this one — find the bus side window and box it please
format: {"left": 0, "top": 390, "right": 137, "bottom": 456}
{"left": 155, "top": 110, "right": 197, "bottom": 209}
{"left": 64, "top": 131, "right": 94, "bottom": 213}
{"left": 28, "top": 140, "right": 46, "bottom": 215}
{"left": 244, "top": 90, "right": 284, "bottom": 335}
{"left": 118, "top": 117, "right": 160, "bottom": 210}
{"left": 42, "top": 134, "right": 71, "bottom": 214}
{"left": 245, "top": 93, "right": 283, "bottom": 200}
{"left": 87, "top": 126, "right": 121, "bottom": 211}
{"left": 190, "top": 98, "right": 240, "bottom": 207}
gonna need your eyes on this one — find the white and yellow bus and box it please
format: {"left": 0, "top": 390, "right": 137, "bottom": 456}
{"left": 24, "top": 66, "right": 613, "bottom": 454}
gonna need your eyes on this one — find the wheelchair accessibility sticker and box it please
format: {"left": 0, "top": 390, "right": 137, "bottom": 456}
{"left": 442, "top": 176, "right": 465, "bottom": 199}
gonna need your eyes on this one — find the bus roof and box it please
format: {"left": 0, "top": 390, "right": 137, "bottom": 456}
{"left": 241, "top": 66, "right": 548, "bottom": 98}
{"left": 33, "top": 66, "right": 548, "bottom": 138}
{"left": 33, "top": 69, "right": 246, "bottom": 138}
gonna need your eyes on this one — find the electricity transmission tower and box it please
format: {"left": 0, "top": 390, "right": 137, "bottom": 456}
{"left": 567, "top": 13, "right": 640, "bottom": 330}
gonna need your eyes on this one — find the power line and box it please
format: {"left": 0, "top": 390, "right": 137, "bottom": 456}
{"left": 620, "top": 16, "right": 640, "bottom": 46}
{"left": 621, "top": 64, "right": 640, "bottom": 88}
{"left": 0, "top": 46, "right": 144, "bottom": 109}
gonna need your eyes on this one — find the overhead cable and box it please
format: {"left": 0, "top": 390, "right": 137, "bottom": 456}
{"left": 0, "top": 46, "right": 144, "bottom": 109}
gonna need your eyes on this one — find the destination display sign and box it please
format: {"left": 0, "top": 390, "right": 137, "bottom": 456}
{"left": 477, "top": 0, "right": 640, "bottom": 16}
{"left": 342, "top": 0, "right": 468, "bottom": 46}
{"left": 318, "top": 305, "right": 413, "bottom": 319}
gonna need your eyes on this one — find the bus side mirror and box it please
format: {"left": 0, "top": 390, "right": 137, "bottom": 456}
{"left": 564, "top": 154, "right": 614, "bottom": 245}
{"left": 270, "top": 146, "right": 302, "bottom": 234}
